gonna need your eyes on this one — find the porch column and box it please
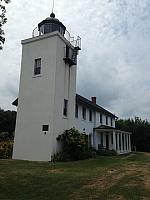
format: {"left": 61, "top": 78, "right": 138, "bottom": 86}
{"left": 126, "top": 134, "right": 128, "bottom": 151}
{"left": 93, "top": 130, "right": 96, "bottom": 149}
{"left": 117, "top": 133, "right": 120, "bottom": 153}
{"left": 113, "top": 131, "right": 116, "bottom": 151}
{"left": 126, "top": 134, "right": 129, "bottom": 152}
{"left": 123, "top": 134, "right": 126, "bottom": 152}
{"left": 127, "top": 134, "right": 129, "bottom": 152}
{"left": 116, "top": 133, "right": 120, "bottom": 153}
{"left": 129, "top": 134, "right": 131, "bottom": 152}
{"left": 120, "top": 133, "right": 123, "bottom": 152}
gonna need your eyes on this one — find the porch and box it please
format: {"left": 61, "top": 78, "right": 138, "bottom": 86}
{"left": 93, "top": 126, "right": 132, "bottom": 154}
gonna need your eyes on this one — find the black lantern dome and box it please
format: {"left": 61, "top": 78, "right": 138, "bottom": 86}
{"left": 38, "top": 13, "right": 66, "bottom": 36}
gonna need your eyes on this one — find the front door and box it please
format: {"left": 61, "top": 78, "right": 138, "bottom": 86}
{"left": 106, "top": 135, "right": 109, "bottom": 150}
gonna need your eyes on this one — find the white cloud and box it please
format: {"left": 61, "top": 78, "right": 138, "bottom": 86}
{"left": 0, "top": 0, "right": 150, "bottom": 120}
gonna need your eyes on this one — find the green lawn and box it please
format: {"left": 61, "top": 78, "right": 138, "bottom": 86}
{"left": 0, "top": 153, "right": 150, "bottom": 200}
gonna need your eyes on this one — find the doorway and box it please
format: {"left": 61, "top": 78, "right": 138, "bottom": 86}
{"left": 106, "top": 135, "right": 109, "bottom": 150}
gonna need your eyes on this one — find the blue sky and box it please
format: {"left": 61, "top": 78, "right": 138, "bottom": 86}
{"left": 1, "top": 0, "right": 150, "bottom": 120}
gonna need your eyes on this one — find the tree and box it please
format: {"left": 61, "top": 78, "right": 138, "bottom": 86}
{"left": 0, "top": 108, "right": 16, "bottom": 141}
{"left": 116, "top": 117, "right": 150, "bottom": 153}
{"left": 0, "top": 0, "right": 11, "bottom": 50}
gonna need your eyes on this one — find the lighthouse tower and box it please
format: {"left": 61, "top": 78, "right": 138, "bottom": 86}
{"left": 13, "top": 13, "right": 81, "bottom": 161}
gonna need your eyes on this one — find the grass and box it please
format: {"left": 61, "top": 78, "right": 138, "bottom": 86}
{"left": 0, "top": 152, "right": 150, "bottom": 200}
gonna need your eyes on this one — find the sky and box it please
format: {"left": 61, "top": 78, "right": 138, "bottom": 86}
{"left": 1, "top": 0, "right": 150, "bottom": 120}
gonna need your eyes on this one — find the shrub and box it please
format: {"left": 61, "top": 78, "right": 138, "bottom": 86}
{"left": 0, "top": 132, "right": 14, "bottom": 142}
{"left": 96, "top": 149, "right": 117, "bottom": 156}
{"left": 0, "top": 141, "right": 13, "bottom": 159}
{"left": 51, "top": 152, "right": 63, "bottom": 162}
{"left": 56, "top": 128, "right": 94, "bottom": 161}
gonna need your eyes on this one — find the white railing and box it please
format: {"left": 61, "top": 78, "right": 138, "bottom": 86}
{"left": 32, "top": 27, "right": 81, "bottom": 49}
{"left": 32, "top": 27, "right": 39, "bottom": 38}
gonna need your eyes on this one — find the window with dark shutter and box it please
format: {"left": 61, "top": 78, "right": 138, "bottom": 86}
{"left": 82, "top": 107, "right": 86, "bottom": 120}
{"left": 75, "top": 104, "right": 78, "bottom": 118}
{"left": 66, "top": 46, "right": 69, "bottom": 58}
{"left": 106, "top": 116, "right": 108, "bottom": 125}
{"left": 63, "top": 99, "right": 68, "bottom": 117}
{"left": 89, "top": 110, "right": 92, "bottom": 121}
{"left": 100, "top": 113, "right": 102, "bottom": 123}
{"left": 111, "top": 118, "right": 113, "bottom": 126}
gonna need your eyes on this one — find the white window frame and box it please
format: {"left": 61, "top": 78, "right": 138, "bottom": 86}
{"left": 34, "top": 58, "right": 41, "bottom": 76}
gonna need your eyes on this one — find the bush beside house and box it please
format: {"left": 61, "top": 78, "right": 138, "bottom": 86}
{"left": 0, "top": 141, "right": 13, "bottom": 159}
{"left": 0, "top": 109, "right": 16, "bottom": 159}
{"left": 0, "top": 132, "right": 14, "bottom": 159}
{"left": 52, "top": 128, "right": 96, "bottom": 161}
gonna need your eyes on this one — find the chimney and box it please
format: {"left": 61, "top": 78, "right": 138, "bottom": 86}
{"left": 91, "top": 97, "right": 96, "bottom": 104}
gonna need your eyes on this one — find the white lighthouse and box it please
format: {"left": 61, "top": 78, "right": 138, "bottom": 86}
{"left": 13, "top": 12, "right": 81, "bottom": 161}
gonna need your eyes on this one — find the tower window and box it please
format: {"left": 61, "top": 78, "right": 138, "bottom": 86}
{"left": 89, "top": 110, "right": 92, "bottom": 121}
{"left": 75, "top": 104, "right": 78, "bottom": 118}
{"left": 66, "top": 46, "right": 70, "bottom": 58}
{"left": 42, "top": 125, "right": 49, "bottom": 132}
{"left": 34, "top": 58, "right": 41, "bottom": 75}
{"left": 82, "top": 107, "right": 86, "bottom": 120}
{"left": 63, "top": 99, "right": 68, "bottom": 117}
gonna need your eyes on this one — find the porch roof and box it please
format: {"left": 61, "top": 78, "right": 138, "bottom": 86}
{"left": 94, "top": 125, "right": 132, "bottom": 134}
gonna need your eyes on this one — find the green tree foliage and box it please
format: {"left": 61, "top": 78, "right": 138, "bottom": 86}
{"left": 116, "top": 117, "right": 150, "bottom": 152}
{"left": 0, "top": 108, "right": 16, "bottom": 141}
{"left": 0, "top": 140, "right": 13, "bottom": 158}
{"left": 0, "top": 0, "right": 11, "bottom": 50}
{"left": 56, "top": 128, "right": 92, "bottom": 161}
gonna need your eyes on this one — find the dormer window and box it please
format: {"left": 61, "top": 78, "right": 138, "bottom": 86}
{"left": 34, "top": 58, "right": 41, "bottom": 75}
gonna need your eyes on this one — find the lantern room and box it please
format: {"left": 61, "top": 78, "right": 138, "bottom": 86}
{"left": 38, "top": 12, "right": 66, "bottom": 36}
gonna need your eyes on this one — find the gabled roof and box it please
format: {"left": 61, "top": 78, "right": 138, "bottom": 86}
{"left": 76, "top": 94, "right": 117, "bottom": 119}
{"left": 12, "top": 98, "right": 18, "bottom": 106}
{"left": 12, "top": 94, "right": 118, "bottom": 119}
{"left": 94, "top": 125, "right": 132, "bottom": 134}
{"left": 94, "top": 125, "right": 116, "bottom": 130}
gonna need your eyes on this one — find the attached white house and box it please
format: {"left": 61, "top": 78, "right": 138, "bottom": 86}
{"left": 12, "top": 12, "right": 131, "bottom": 161}
{"left": 75, "top": 95, "right": 131, "bottom": 154}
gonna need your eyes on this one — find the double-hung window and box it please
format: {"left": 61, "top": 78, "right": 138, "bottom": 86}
{"left": 89, "top": 110, "right": 92, "bottom": 122}
{"left": 34, "top": 58, "right": 41, "bottom": 75}
{"left": 82, "top": 107, "right": 86, "bottom": 120}
{"left": 111, "top": 118, "right": 113, "bottom": 126}
{"left": 106, "top": 116, "right": 108, "bottom": 125}
{"left": 100, "top": 113, "right": 102, "bottom": 124}
{"left": 63, "top": 99, "right": 68, "bottom": 117}
{"left": 75, "top": 104, "right": 78, "bottom": 118}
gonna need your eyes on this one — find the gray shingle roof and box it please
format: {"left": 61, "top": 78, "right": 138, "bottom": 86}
{"left": 76, "top": 94, "right": 117, "bottom": 119}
